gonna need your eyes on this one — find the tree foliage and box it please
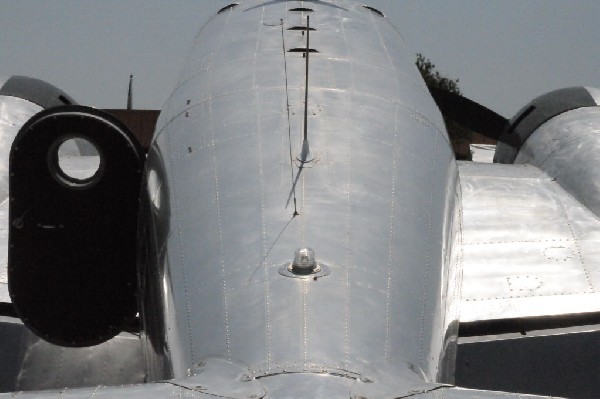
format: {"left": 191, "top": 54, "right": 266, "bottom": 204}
{"left": 415, "top": 53, "right": 472, "bottom": 160}
{"left": 416, "top": 53, "right": 462, "bottom": 95}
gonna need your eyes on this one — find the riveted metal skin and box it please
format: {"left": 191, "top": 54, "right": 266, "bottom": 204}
{"left": 0, "top": 95, "right": 43, "bottom": 205}
{"left": 8, "top": 106, "right": 145, "bottom": 347}
{"left": 0, "top": 375, "right": 554, "bottom": 399}
{"left": 173, "top": 358, "right": 265, "bottom": 399}
{"left": 139, "top": 0, "right": 462, "bottom": 393}
{"left": 0, "top": 321, "right": 145, "bottom": 392}
{"left": 3, "top": 1, "right": 597, "bottom": 397}
{"left": 458, "top": 161, "right": 600, "bottom": 324}
{"left": 494, "top": 87, "right": 597, "bottom": 164}
{"left": 514, "top": 107, "right": 600, "bottom": 218}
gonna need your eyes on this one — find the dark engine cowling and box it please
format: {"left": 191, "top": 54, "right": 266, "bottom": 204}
{"left": 8, "top": 106, "right": 144, "bottom": 347}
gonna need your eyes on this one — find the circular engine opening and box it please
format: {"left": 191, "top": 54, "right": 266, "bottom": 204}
{"left": 49, "top": 136, "right": 103, "bottom": 188}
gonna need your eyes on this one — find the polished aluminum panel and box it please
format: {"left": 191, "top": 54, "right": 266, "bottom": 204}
{"left": 2, "top": 1, "right": 578, "bottom": 396}
{"left": 0, "top": 375, "right": 554, "bottom": 398}
{"left": 142, "top": 0, "right": 460, "bottom": 391}
{"left": 0, "top": 95, "right": 43, "bottom": 201}
{"left": 514, "top": 107, "right": 600, "bottom": 218}
{"left": 0, "top": 318, "right": 144, "bottom": 393}
{"left": 469, "top": 144, "right": 496, "bottom": 163}
{"left": 458, "top": 161, "right": 600, "bottom": 322}
{"left": 0, "top": 382, "right": 213, "bottom": 399}
{"left": 0, "top": 95, "right": 43, "bottom": 304}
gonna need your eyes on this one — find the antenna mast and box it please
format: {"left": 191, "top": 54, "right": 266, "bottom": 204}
{"left": 298, "top": 15, "right": 314, "bottom": 163}
{"left": 303, "top": 15, "right": 310, "bottom": 143}
{"left": 127, "top": 74, "right": 133, "bottom": 110}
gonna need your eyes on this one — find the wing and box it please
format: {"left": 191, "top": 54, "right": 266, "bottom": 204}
{"left": 459, "top": 161, "right": 600, "bottom": 327}
{"left": 2, "top": 1, "right": 599, "bottom": 397}
{"left": 454, "top": 87, "right": 600, "bottom": 398}
{"left": 458, "top": 86, "right": 600, "bottom": 329}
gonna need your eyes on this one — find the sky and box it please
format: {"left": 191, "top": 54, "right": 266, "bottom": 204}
{"left": 0, "top": 0, "right": 598, "bottom": 118}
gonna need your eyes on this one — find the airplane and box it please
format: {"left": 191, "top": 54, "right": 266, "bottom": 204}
{"left": 1, "top": 0, "right": 600, "bottom": 397}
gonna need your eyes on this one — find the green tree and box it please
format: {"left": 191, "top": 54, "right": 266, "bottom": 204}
{"left": 416, "top": 53, "right": 461, "bottom": 95}
{"left": 415, "top": 53, "right": 472, "bottom": 160}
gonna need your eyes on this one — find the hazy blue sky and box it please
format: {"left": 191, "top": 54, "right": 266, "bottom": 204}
{"left": 1, "top": 1, "right": 598, "bottom": 118}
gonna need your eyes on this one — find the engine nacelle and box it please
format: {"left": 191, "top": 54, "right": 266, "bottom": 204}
{"left": 494, "top": 87, "right": 600, "bottom": 218}
{"left": 8, "top": 106, "right": 144, "bottom": 347}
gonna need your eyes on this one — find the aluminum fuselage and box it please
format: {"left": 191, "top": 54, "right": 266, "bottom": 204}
{"left": 140, "top": 0, "right": 461, "bottom": 388}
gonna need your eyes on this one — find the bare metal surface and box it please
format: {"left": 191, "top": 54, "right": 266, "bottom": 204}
{"left": 2, "top": 1, "right": 595, "bottom": 397}
{"left": 0, "top": 95, "right": 43, "bottom": 201}
{"left": 142, "top": 0, "right": 460, "bottom": 392}
{"left": 0, "top": 378, "right": 558, "bottom": 399}
{"left": 469, "top": 145, "right": 495, "bottom": 163}
{"left": 0, "top": 320, "right": 144, "bottom": 393}
{"left": 0, "top": 383, "right": 213, "bottom": 398}
{"left": 0, "top": 95, "right": 42, "bottom": 304}
{"left": 172, "top": 358, "right": 265, "bottom": 399}
{"left": 259, "top": 373, "right": 353, "bottom": 399}
{"left": 514, "top": 107, "right": 600, "bottom": 218}
{"left": 459, "top": 161, "right": 600, "bottom": 322}
{"left": 349, "top": 359, "right": 447, "bottom": 399}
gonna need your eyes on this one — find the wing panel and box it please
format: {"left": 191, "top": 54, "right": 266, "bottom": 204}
{"left": 459, "top": 161, "right": 600, "bottom": 322}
